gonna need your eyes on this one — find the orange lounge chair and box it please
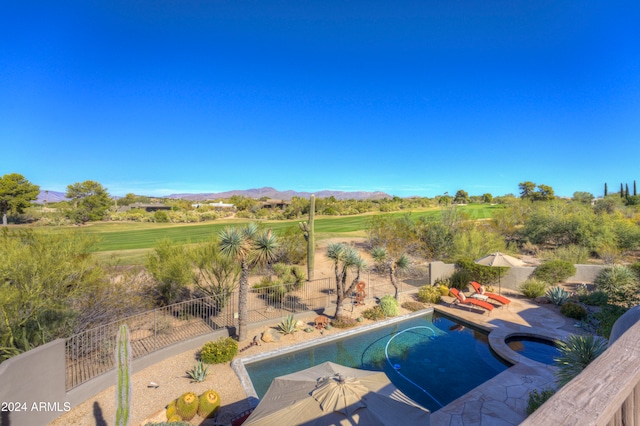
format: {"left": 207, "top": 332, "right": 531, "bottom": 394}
{"left": 470, "top": 281, "right": 511, "bottom": 306}
{"left": 450, "top": 288, "right": 493, "bottom": 315}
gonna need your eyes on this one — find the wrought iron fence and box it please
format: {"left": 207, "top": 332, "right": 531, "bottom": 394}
{"left": 64, "top": 271, "right": 428, "bottom": 390}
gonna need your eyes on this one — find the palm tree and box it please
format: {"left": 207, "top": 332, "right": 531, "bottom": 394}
{"left": 326, "top": 243, "right": 366, "bottom": 317}
{"left": 371, "top": 247, "right": 410, "bottom": 300}
{"left": 219, "top": 223, "right": 278, "bottom": 341}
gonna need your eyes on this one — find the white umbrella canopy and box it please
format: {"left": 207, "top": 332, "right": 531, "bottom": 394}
{"left": 474, "top": 252, "right": 526, "bottom": 295}
{"left": 243, "top": 361, "right": 430, "bottom": 426}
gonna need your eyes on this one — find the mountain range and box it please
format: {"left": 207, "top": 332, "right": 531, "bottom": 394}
{"left": 35, "top": 187, "right": 392, "bottom": 203}
{"left": 166, "top": 187, "right": 392, "bottom": 201}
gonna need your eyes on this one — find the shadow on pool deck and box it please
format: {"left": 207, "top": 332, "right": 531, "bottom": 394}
{"left": 229, "top": 292, "right": 581, "bottom": 426}
{"left": 429, "top": 292, "right": 578, "bottom": 426}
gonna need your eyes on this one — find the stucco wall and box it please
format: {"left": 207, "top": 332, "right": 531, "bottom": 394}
{"left": 0, "top": 339, "right": 67, "bottom": 426}
{"left": 0, "top": 329, "right": 230, "bottom": 426}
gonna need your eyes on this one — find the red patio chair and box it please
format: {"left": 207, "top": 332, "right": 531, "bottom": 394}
{"left": 470, "top": 281, "right": 511, "bottom": 306}
{"left": 449, "top": 288, "right": 493, "bottom": 315}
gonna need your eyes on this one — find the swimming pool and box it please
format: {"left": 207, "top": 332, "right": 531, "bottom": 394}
{"left": 242, "top": 311, "right": 510, "bottom": 412}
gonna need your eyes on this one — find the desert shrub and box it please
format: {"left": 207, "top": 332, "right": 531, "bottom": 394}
{"left": 438, "top": 284, "right": 450, "bottom": 296}
{"left": 630, "top": 262, "right": 640, "bottom": 280}
{"left": 560, "top": 302, "right": 588, "bottom": 320}
{"left": 362, "top": 306, "right": 386, "bottom": 321}
{"left": 555, "top": 335, "right": 607, "bottom": 387}
{"left": 526, "top": 388, "right": 556, "bottom": 415}
{"left": 379, "top": 295, "right": 399, "bottom": 317}
{"left": 532, "top": 260, "right": 576, "bottom": 285}
{"left": 548, "top": 245, "right": 589, "bottom": 265}
{"left": 401, "top": 301, "right": 426, "bottom": 312}
{"left": 417, "top": 285, "right": 442, "bottom": 304}
{"left": 546, "top": 286, "right": 570, "bottom": 305}
{"left": 594, "top": 265, "right": 639, "bottom": 305}
{"left": 154, "top": 210, "right": 170, "bottom": 223}
{"left": 595, "top": 304, "right": 628, "bottom": 339}
{"left": 253, "top": 277, "right": 287, "bottom": 303}
{"left": 578, "top": 290, "right": 609, "bottom": 306}
{"left": 519, "top": 278, "right": 548, "bottom": 298}
{"left": 455, "top": 258, "right": 504, "bottom": 284}
{"left": 199, "top": 337, "right": 238, "bottom": 364}
{"left": 331, "top": 316, "right": 358, "bottom": 329}
{"left": 448, "top": 269, "right": 472, "bottom": 290}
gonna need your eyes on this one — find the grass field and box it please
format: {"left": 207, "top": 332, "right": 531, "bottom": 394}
{"left": 80, "top": 204, "right": 500, "bottom": 264}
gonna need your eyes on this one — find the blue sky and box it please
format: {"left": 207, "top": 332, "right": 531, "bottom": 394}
{"left": 2, "top": 1, "right": 639, "bottom": 198}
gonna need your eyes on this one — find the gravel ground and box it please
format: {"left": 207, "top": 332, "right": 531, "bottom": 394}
{"left": 49, "top": 296, "right": 421, "bottom": 426}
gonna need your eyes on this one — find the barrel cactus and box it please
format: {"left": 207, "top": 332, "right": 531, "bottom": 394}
{"left": 175, "top": 392, "right": 199, "bottom": 421}
{"left": 197, "top": 389, "right": 221, "bottom": 418}
{"left": 166, "top": 399, "right": 177, "bottom": 420}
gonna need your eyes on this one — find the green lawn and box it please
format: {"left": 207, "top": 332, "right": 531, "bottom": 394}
{"left": 83, "top": 204, "right": 499, "bottom": 252}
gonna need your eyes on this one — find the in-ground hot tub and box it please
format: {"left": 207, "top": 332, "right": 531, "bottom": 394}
{"left": 505, "top": 335, "right": 560, "bottom": 365}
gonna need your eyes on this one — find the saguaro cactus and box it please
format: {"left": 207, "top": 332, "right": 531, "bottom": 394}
{"left": 115, "top": 324, "right": 132, "bottom": 426}
{"left": 298, "top": 194, "right": 315, "bottom": 280}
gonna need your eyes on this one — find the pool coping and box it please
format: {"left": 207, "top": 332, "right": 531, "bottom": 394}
{"left": 231, "top": 309, "right": 435, "bottom": 406}
{"left": 231, "top": 307, "right": 575, "bottom": 418}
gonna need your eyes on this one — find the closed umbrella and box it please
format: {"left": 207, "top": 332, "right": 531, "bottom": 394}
{"left": 474, "top": 252, "right": 525, "bottom": 295}
{"left": 243, "top": 361, "right": 430, "bottom": 426}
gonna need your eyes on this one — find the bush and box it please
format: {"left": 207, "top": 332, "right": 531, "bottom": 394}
{"left": 362, "top": 306, "right": 386, "bottom": 320}
{"left": 455, "top": 258, "right": 504, "bottom": 284}
{"left": 560, "top": 302, "right": 588, "bottom": 320}
{"left": 532, "top": 260, "right": 576, "bottom": 285}
{"left": 519, "top": 278, "right": 548, "bottom": 298}
{"left": 548, "top": 245, "right": 589, "bottom": 265}
{"left": 630, "top": 262, "right": 640, "bottom": 280}
{"left": 579, "top": 290, "right": 608, "bottom": 306}
{"left": 379, "top": 295, "right": 399, "bottom": 317}
{"left": 401, "top": 301, "right": 426, "bottom": 312}
{"left": 417, "top": 285, "right": 442, "bottom": 304}
{"left": 331, "top": 316, "right": 358, "bottom": 329}
{"left": 438, "top": 284, "right": 450, "bottom": 296}
{"left": 449, "top": 269, "right": 472, "bottom": 290}
{"left": 594, "top": 265, "right": 639, "bottom": 305}
{"left": 526, "top": 388, "right": 556, "bottom": 415}
{"left": 199, "top": 337, "right": 238, "bottom": 364}
{"left": 595, "top": 304, "right": 628, "bottom": 339}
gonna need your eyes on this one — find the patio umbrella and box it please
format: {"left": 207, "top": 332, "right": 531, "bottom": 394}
{"left": 474, "top": 252, "right": 526, "bottom": 295}
{"left": 242, "top": 361, "right": 430, "bottom": 426}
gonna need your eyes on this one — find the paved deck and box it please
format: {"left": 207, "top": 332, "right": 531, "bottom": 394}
{"left": 431, "top": 294, "right": 575, "bottom": 425}
{"left": 235, "top": 292, "right": 580, "bottom": 425}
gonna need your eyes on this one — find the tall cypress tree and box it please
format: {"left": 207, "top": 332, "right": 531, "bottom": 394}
{"left": 634, "top": 180, "right": 637, "bottom": 196}
{"left": 621, "top": 183, "right": 624, "bottom": 198}
{"left": 625, "top": 183, "right": 630, "bottom": 198}
{"left": 604, "top": 183, "right": 608, "bottom": 196}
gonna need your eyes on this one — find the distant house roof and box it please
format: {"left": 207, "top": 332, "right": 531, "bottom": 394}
{"left": 260, "top": 199, "right": 291, "bottom": 209}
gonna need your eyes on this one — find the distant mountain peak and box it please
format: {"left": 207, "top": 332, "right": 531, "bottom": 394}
{"left": 167, "top": 187, "right": 392, "bottom": 201}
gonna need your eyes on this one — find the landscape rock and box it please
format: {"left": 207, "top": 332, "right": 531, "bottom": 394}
{"left": 261, "top": 328, "right": 281, "bottom": 343}
{"left": 295, "top": 320, "right": 306, "bottom": 330}
{"left": 535, "top": 296, "right": 551, "bottom": 304}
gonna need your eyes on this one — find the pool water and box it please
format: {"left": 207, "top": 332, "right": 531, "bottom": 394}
{"left": 506, "top": 336, "right": 560, "bottom": 365}
{"left": 245, "top": 312, "right": 510, "bottom": 412}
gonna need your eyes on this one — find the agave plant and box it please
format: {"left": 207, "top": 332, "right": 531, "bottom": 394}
{"left": 278, "top": 314, "right": 298, "bottom": 335}
{"left": 186, "top": 361, "right": 209, "bottom": 383}
{"left": 555, "top": 335, "right": 607, "bottom": 387}
{"left": 546, "top": 286, "right": 570, "bottom": 305}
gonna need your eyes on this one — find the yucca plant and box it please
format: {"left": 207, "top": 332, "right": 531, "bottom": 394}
{"left": 186, "top": 361, "right": 209, "bottom": 383}
{"left": 555, "top": 335, "right": 607, "bottom": 387}
{"left": 278, "top": 314, "right": 298, "bottom": 335}
{"left": 546, "top": 286, "right": 570, "bottom": 305}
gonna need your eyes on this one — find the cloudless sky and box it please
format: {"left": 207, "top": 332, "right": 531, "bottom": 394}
{"left": 2, "top": 0, "right": 639, "bottom": 198}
